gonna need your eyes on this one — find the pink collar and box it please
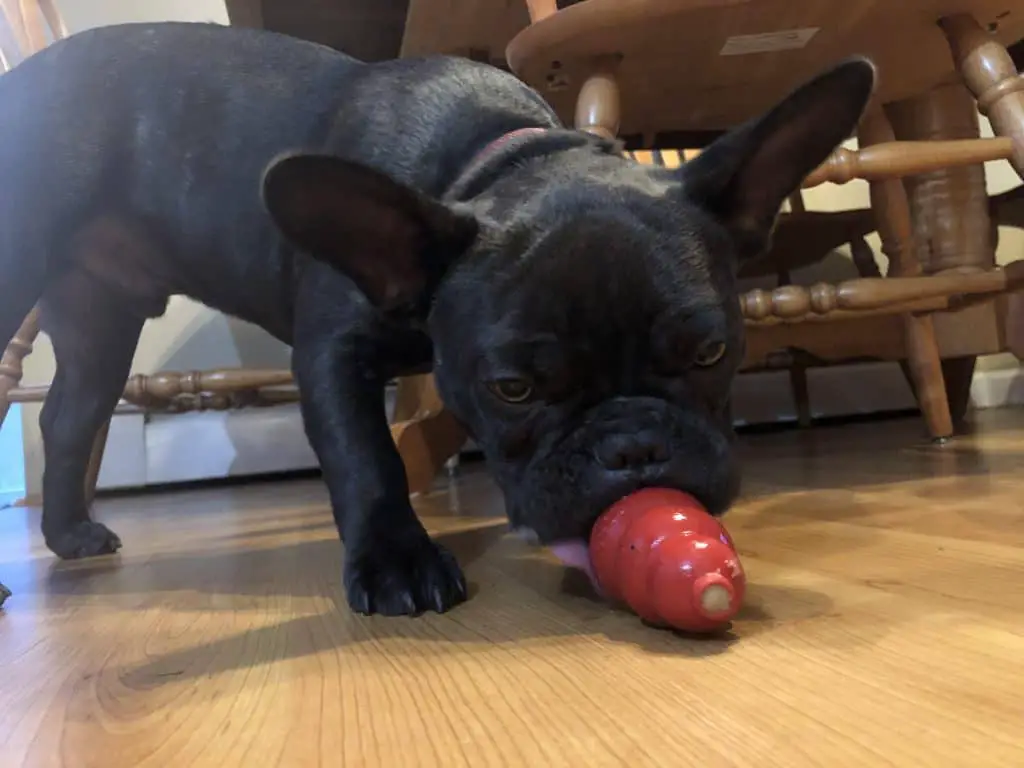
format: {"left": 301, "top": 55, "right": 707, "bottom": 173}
{"left": 478, "top": 126, "right": 548, "bottom": 159}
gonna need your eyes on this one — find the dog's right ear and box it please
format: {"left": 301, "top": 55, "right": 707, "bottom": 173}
{"left": 679, "top": 57, "right": 875, "bottom": 262}
{"left": 262, "top": 153, "right": 479, "bottom": 312}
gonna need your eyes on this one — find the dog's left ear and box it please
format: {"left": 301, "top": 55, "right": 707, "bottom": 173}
{"left": 680, "top": 57, "right": 876, "bottom": 260}
{"left": 262, "top": 153, "right": 479, "bottom": 311}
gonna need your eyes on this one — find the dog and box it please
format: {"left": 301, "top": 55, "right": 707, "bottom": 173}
{"left": 0, "top": 21, "right": 874, "bottom": 616}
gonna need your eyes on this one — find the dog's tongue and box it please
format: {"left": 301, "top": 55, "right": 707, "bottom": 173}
{"left": 549, "top": 540, "right": 602, "bottom": 594}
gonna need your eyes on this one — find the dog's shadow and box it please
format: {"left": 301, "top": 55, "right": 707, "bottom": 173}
{"left": 27, "top": 520, "right": 838, "bottom": 685}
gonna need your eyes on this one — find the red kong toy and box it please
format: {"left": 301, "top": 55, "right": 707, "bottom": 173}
{"left": 570, "top": 488, "right": 745, "bottom": 633}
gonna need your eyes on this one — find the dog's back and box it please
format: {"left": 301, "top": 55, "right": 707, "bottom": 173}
{"left": 0, "top": 22, "right": 363, "bottom": 341}
{"left": 0, "top": 21, "right": 558, "bottom": 346}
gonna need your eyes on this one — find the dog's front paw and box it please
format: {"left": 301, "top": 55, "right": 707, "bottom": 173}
{"left": 46, "top": 521, "right": 122, "bottom": 560}
{"left": 344, "top": 535, "right": 468, "bottom": 616}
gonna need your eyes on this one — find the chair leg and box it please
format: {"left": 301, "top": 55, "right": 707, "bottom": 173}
{"left": 392, "top": 373, "right": 442, "bottom": 422}
{"left": 934, "top": 18, "right": 1020, "bottom": 427}
{"left": 942, "top": 356, "right": 977, "bottom": 428}
{"left": 788, "top": 365, "right": 813, "bottom": 428}
{"left": 902, "top": 316, "right": 954, "bottom": 441}
{"left": 860, "top": 110, "right": 954, "bottom": 441}
{"left": 390, "top": 374, "right": 467, "bottom": 496}
{"left": 0, "top": 308, "right": 40, "bottom": 427}
{"left": 83, "top": 419, "right": 110, "bottom": 506}
{"left": 774, "top": 254, "right": 813, "bottom": 428}
{"left": 574, "top": 56, "right": 620, "bottom": 138}
{"left": 940, "top": 14, "right": 1024, "bottom": 179}
{"left": 392, "top": 408, "right": 468, "bottom": 496}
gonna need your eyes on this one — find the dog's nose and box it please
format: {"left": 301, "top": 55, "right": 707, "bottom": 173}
{"left": 595, "top": 431, "right": 670, "bottom": 471}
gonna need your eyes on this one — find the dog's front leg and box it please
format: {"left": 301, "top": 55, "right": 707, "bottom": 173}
{"left": 292, "top": 333, "right": 468, "bottom": 616}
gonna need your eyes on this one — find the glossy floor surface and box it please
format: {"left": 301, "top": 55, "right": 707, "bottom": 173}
{"left": 2, "top": 410, "right": 1024, "bottom": 767}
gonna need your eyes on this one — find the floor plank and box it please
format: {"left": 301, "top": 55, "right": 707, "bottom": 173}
{"left": 2, "top": 409, "right": 1024, "bottom": 767}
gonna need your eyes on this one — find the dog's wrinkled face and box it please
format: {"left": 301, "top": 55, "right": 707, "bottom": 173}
{"left": 428, "top": 186, "right": 745, "bottom": 543}
{"left": 261, "top": 58, "right": 876, "bottom": 547}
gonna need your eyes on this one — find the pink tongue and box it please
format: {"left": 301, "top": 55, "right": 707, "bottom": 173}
{"left": 549, "top": 540, "right": 603, "bottom": 595}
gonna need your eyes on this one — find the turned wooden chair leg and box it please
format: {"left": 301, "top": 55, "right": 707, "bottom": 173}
{"left": 390, "top": 374, "right": 467, "bottom": 496}
{"left": 860, "top": 110, "right": 954, "bottom": 442}
{"left": 885, "top": 81, "right": 993, "bottom": 430}
{"left": 574, "top": 55, "right": 620, "bottom": 138}
{"left": 524, "top": 0, "right": 557, "bottom": 23}
{"left": 0, "top": 308, "right": 40, "bottom": 427}
{"left": 941, "top": 14, "right": 1024, "bottom": 179}
{"left": 852, "top": 235, "right": 937, "bottom": 418}
{"left": 937, "top": 15, "right": 1024, "bottom": 417}
{"left": 781, "top": 192, "right": 813, "bottom": 428}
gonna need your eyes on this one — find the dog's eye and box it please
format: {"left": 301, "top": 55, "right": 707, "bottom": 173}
{"left": 694, "top": 340, "right": 726, "bottom": 367}
{"left": 488, "top": 378, "right": 534, "bottom": 404}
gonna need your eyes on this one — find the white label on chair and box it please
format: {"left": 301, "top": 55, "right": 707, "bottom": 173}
{"left": 719, "top": 28, "right": 819, "bottom": 55}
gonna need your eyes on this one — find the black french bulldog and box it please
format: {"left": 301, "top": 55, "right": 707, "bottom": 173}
{"left": 0, "top": 22, "right": 874, "bottom": 616}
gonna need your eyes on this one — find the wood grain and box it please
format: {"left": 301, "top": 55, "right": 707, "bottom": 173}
{"left": 4, "top": 409, "right": 1024, "bottom": 766}
{"left": 482, "top": 0, "right": 1024, "bottom": 135}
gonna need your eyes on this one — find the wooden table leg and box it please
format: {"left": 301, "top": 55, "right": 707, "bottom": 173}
{"left": 860, "top": 109, "right": 954, "bottom": 441}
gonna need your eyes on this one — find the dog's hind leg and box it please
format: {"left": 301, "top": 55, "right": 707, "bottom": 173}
{"left": 38, "top": 272, "right": 144, "bottom": 559}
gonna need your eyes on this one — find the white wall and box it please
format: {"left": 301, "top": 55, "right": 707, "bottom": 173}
{"left": 56, "top": 0, "right": 230, "bottom": 29}
{"left": 19, "top": 0, "right": 293, "bottom": 495}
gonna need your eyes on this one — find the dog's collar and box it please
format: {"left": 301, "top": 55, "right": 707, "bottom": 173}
{"left": 450, "top": 125, "right": 619, "bottom": 202}
{"left": 476, "top": 126, "right": 549, "bottom": 161}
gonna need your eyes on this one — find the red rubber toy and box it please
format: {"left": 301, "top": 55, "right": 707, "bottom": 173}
{"left": 589, "top": 488, "right": 746, "bottom": 633}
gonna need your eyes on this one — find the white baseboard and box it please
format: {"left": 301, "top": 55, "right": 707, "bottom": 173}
{"left": 730, "top": 362, "right": 918, "bottom": 426}
{"left": 94, "top": 362, "right": 1022, "bottom": 492}
{"left": 143, "top": 403, "right": 319, "bottom": 486}
{"left": 732, "top": 362, "right": 1024, "bottom": 425}
{"left": 968, "top": 366, "right": 1024, "bottom": 408}
{"left": 94, "top": 404, "right": 321, "bottom": 491}
{"left": 95, "top": 385, "right": 399, "bottom": 491}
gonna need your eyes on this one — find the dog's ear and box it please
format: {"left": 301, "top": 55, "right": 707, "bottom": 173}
{"left": 262, "top": 154, "right": 479, "bottom": 311}
{"left": 679, "top": 57, "right": 875, "bottom": 261}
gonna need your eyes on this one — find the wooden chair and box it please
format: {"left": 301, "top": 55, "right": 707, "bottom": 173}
{"left": 0, "top": 2, "right": 466, "bottom": 513}
{"left": 489, "top": 0, "right": 1024, "bottom": 441}
{"left": 400, "top": 2, "right": 1024, "bottom": 434}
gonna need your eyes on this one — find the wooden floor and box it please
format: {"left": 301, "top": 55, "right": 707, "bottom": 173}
{"left": 3, "top": 410, "right": 1024, "bottom": 767}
